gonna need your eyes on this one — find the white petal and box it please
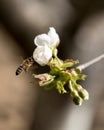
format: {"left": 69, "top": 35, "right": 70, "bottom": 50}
{"left": 34, "top": 34, "right": 50, "bottom": 46}
{"left": 33, "top": 46, "right": 52, "bottom": 65}
{"left": 83, "top": 90, "right": 89, "bottom": 100}
{"left": 48, "top": 27, "right": 60, "bottom": 47}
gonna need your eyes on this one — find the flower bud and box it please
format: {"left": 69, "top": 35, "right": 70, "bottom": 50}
{"left": 70, "top": 89, "right": 83, "bottom": 106}
{"left": 78, "top": 88, "right": 89, "bottom": 100}
{"left": 73, "top": 96, "right": 83, "bottom": 106}
{"left": 33, "top": 73, "right": 55, "bottom": 86}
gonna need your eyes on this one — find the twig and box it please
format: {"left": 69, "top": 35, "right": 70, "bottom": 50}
{"left": 77, "top": 54, "right": 104, "bottom": 71}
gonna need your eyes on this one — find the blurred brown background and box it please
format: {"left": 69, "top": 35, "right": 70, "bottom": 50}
{"left": 0, "top": 0, "right": 104, "bottom": 130}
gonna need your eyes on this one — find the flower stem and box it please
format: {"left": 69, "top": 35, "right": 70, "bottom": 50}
{"left": 77, "top": 54, "right": 104, "bottom": 71}
{"left": 53, "top": 49, "right": 62, "bottom": 66}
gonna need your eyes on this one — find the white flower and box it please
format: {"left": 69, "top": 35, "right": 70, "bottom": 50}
{"left": 33, "top": 45, "right": 52, "bottom": 65}
{"left": 34, "top": 27, "right": 60, "bottom": 48}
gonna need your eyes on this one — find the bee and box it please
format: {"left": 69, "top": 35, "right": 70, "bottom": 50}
{"left": 16, "top": 56, "right": 34, "bottom": 76}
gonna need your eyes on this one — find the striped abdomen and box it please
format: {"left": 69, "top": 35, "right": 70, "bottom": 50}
{"left": 16, "top": 65, "right": 25, "bottom": 75}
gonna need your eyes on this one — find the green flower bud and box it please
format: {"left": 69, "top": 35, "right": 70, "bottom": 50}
{"left": 78, "top": 88, "right": 89, "bottom": 100}
{"left": 73, "top": 96, "right": 83, "bottom": 106}
{"left": 70, "top": 89, "right": 83, "bottom": 106}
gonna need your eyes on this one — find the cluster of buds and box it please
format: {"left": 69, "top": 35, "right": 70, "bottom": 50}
{"left": 32, "top": 27, "right": 89, "bottom": 106}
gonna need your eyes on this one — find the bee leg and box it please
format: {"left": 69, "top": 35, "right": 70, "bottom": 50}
{"left": 25, "top": 64, "right": 32, "bottom": 72}
{"left": 25, "top": 67, "right": 29, "bottom": 72}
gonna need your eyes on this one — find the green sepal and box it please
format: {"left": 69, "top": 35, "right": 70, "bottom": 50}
{"left": 44, "top": 81, "right": 56, "bottom": 90}
{"left": 39, "top": 77, "right": 55, "bottom": 87}
{"left": 56, "top": 80, "right": 67, "bottom": 94}
{"left": 71, "top": 69, "right": 86, "bottom": 81}
{"left": 62, "top": 59, "right": 79, "bottom": 68}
